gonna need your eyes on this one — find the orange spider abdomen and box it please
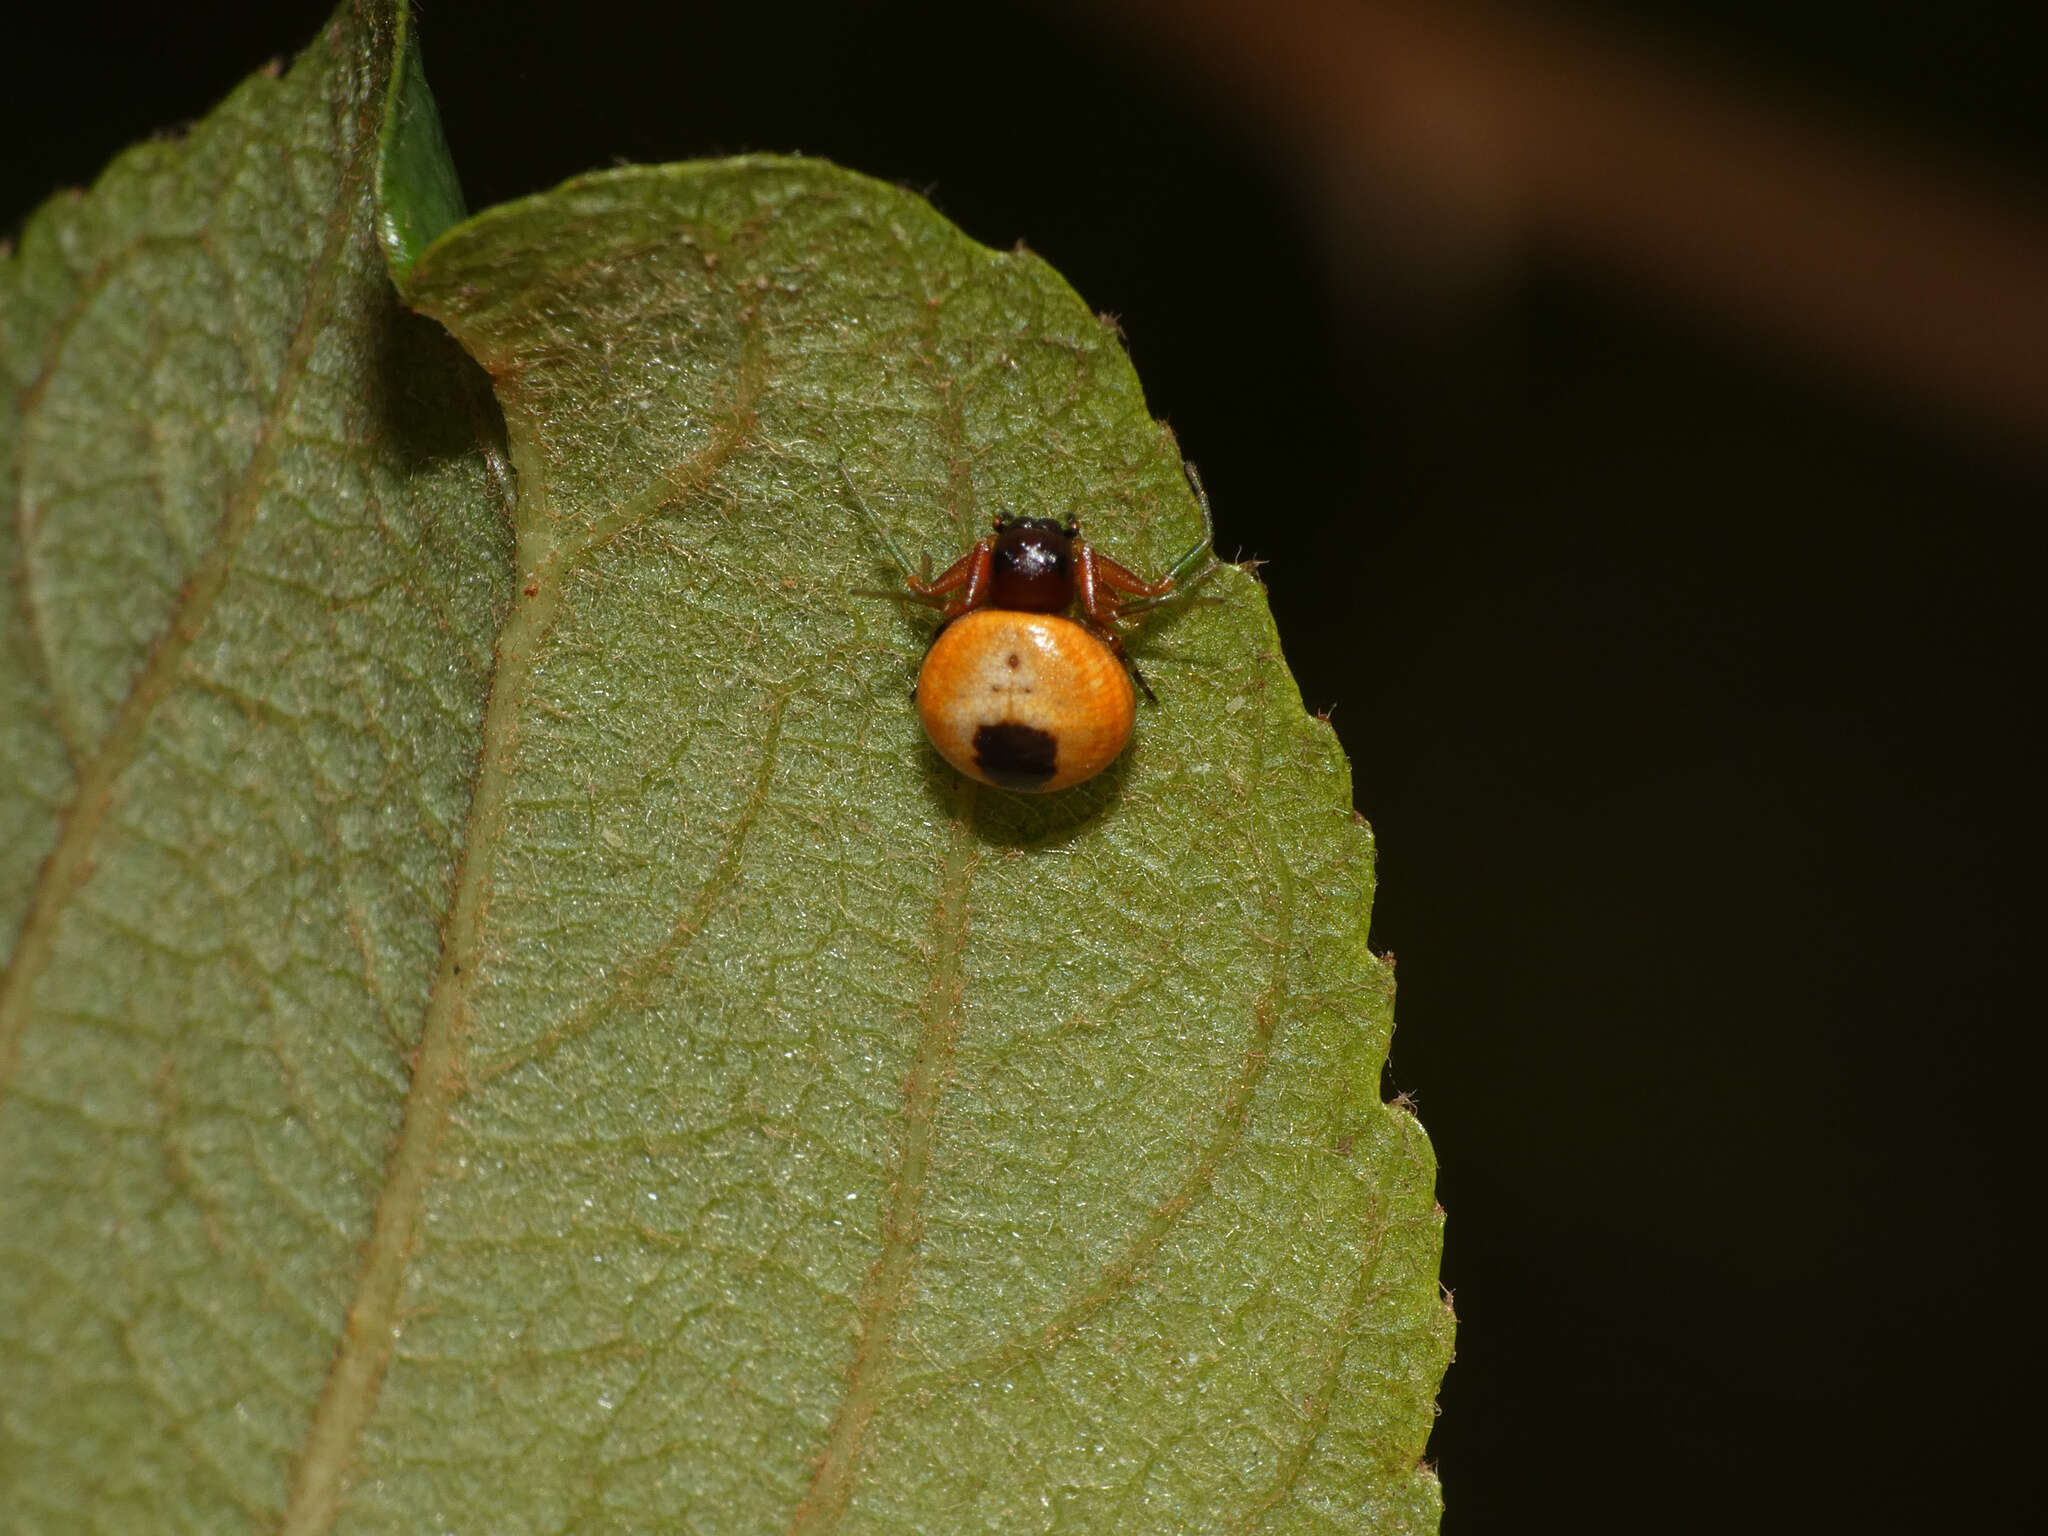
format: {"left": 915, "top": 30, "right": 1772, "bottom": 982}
{"left": 916, "top": 609, "right": 1136, "bottom": 793}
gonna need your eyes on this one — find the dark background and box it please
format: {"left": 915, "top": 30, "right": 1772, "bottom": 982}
{"left": 9, "top": 3, "right": 2043, "bottom": 1529}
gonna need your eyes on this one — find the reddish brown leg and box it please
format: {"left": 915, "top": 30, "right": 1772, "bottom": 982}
{"left": 1073, "top": 543, "right": 1119, "bottom": 629}
{"left": 1089, "top": 548, "right": 1178, "bottom": 603}
{"left": 1073, "top": 542, "right": 1160, "bottom": 702}
{"left": 907, "top": 539, "right": 995, "bottom": 619}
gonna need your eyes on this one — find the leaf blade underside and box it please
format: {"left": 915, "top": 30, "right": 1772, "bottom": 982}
{"left": 384, "top": 157, "right": 1452, "bottom": 1534}
{"left": 0, "top": 6, "right": 1452, "bottom": 1533}
{"left": 0, "top": 2, "right": 513, "bottom": 1528}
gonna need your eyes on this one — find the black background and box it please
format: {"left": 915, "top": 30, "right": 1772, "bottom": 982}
{"left": 8, "top": 3, "right": 2043, "bottom": 1529}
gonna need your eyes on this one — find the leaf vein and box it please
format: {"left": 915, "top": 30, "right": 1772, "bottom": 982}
{"left": 475, "top": 684, "right": 794, "bottom": 1084}
{"left": 786, "top": 776, "right": 980, "bottom": 1536}
{"left": 1228, "top": 1204, "right": 1398, "bottom": 1533}
{"left": 0, "top": 125, "right": 378, "bottom": 1101}
{"left": 274, "top": 284, "right": 766, "bottom": 1534}
{"left": 891, "top": 654, "right": 1296, "bottom": 1399}
{"left": 9, "top": 228, "right": 222, "bottom": 767}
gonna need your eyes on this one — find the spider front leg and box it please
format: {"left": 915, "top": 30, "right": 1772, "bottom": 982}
{"left": 908, "top": 539, "right": 995, "bottom": 619}
{"left": 1079, "top": 540, "right": 1211, "bottom": 624}
{"left": 838, "top": 462, "right": 924, "bottom": 581}
{"left": 1115, "top": 462, "right": 1225, "bottom": 618}
{"left": 837, "top": 464, "right": 997, "bottom": 618}
{"left": 1072, "top": 545, "right": 1160, "bottom": 703}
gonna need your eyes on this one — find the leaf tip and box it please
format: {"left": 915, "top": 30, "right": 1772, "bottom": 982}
{"left": 373, "top": 1, "right": 466, "bottom": 288}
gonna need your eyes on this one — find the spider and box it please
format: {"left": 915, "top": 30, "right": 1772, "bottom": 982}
{"left": 843, "top": 464, "right": 1222, "bottom": 793}
{"left": 846, "top": 462, "right": 1220, "bottom": 702}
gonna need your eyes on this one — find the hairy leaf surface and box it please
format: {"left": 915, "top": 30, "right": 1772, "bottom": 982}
{"left": 0, "top": 3, "right": 512, "bottom": 1529}
{"left": 0, "top": 5, "right": 1452, "bottom": 1532}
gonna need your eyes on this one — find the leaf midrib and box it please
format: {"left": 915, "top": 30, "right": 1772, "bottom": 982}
{"left": 275, "top": 262, "right": 771, "bottom": 1531}
{"left": 787, "top": 776, "right": 981, "bottom": 1536}
{"left": 273, "top": 508, "right": 555, "bottom": 1536}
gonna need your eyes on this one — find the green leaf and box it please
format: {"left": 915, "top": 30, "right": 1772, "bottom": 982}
{"left": 0, "top": 3, "right": 1452, "bottom": 1532}
{"left": 374, "top": 2, "right": 465, "bottom": 283}
{"left": 0, "top": 2, "right": 512, "bottom": 1527}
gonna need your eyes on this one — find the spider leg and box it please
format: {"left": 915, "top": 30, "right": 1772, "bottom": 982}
{"left": 851, "top": 587, "right": 949, "bottom": 609}
{"left": 1161, "top": 457, "right": 1222, "bottom": 587}
{"left": 1089, "top": 459, "right": 1221, "bottom": 608}
{"left": 1092, "top": 624, "right": 1159, "bottom": 705}
{"left": 1113, "top": 560, "right": 1223, "bottom": 616}
{"left": 1073, "top": 589, "right": 1160, "bottom": 705}
{"left": 838, "top": 461, "right": 924, "bottom": 580}
{"left": 911, "top": 541, "right": 994, "bottom": 617}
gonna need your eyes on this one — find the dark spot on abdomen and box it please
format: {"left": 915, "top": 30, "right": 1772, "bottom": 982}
{"left": 1006, "top": 652, "right": 1021, "bottom": 669}
{"left": 972, "top": 721, "right": 1058, "bottom": 788}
